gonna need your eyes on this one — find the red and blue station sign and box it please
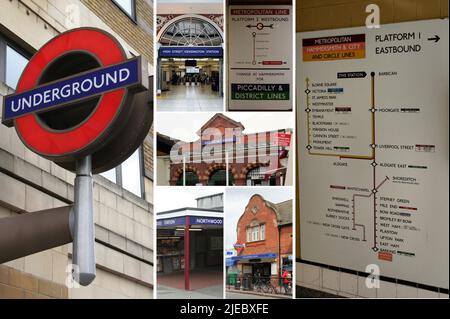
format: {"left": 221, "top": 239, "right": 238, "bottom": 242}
{"left": 3, "top": 58, "right": 140, "bottom": 122}
{"left": 1, "top": 28, "right": 146, "bottom": 162}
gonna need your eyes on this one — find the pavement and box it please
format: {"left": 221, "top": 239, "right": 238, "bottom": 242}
{"left": 226, "top": 290, "right": 292, "bottom": 300}
{"left": 157, "top": 284, "right": 224, "bottom": 299}
{"left": 158, "top": 269, "right": 223, "bottom": 290}
{"left": 157, "top": 269, "right": 224, "bottom": 299}
{"left": 157, "top": 84, "right": 223, "bottom": 112}
{"left": 227, "top": 292, "right": 279, "bottom": 299}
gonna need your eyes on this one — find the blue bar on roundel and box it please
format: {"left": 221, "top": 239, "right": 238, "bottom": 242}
{"left": 2, "top": 58, "right": 140, "bottom": 123}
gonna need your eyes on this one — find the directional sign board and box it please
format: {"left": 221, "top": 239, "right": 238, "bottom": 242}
{"left": 228, "top": 5, "right": 293, "bottom": 110}
{"left": 297, "top": 19, "right": 449, "bottom": 289}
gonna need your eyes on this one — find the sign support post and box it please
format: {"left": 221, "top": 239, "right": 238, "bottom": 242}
{"left": 184, "top": 216, "right": 190, "bottom": 291}
{"left": 73, "top": 156, "right": 96, "bottom": 286}
{"left": 226, "top": 151, "right": 229, "bottom": 186}
{"left": 183, "top": 155, "right": 186, "bottom": 186}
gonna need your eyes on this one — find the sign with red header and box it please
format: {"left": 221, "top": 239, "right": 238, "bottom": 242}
{"left": 228, "top": 5, "right": 293, "bottom": 111}
{"left": 276, "top": 132, "right": 292, "bottom": 147}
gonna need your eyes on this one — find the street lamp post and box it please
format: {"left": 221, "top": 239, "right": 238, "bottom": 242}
{"left": 278, "top": 223, "right": 282, "bottom": 290}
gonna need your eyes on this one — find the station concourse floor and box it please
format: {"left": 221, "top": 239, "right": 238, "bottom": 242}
{"left": 157, "top": 84, "right": 223, "bottom": 112}
{"left": 157, "top": 268, "right": 224, "bottom": 299}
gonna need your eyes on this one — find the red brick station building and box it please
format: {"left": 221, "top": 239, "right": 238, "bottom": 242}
{"left": 157, "top": 114, "right": 292, "bottom": 186}
{"left": 228, "top": 194, "right": 293, "bottom": 279}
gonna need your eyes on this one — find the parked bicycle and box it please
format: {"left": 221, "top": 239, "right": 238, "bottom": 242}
{"left": 252, "top": 277, "right": 266, "bottom": 293}
{"left": 227, "top": 275, "right": 292, "bottom": 295}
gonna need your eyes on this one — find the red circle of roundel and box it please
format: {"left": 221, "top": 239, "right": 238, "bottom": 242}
{"left": 14, "top": 29, "right": 127, "bottom": 157}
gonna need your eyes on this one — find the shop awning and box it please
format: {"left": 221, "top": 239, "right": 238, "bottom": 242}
{"left": 226, "top": 258, "right": 235, "bottom": 267}
{"left": 231, "top": 252, "right": 277, "bottom": 262}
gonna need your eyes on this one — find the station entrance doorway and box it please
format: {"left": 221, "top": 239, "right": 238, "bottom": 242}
{"left": 157, "top": 214, "right": 223, "bottom": 291}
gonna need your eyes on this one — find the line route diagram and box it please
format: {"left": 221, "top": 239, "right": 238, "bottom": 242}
{"left": 297, "top": 19, "right": 449, "bottom": 289}
{"left": 228, "top": 5, "right": 293, "bottom": 110}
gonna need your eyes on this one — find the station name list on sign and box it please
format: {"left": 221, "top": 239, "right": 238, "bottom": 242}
{"left": 3, "top": 58, "right": 140, "bottom": 123}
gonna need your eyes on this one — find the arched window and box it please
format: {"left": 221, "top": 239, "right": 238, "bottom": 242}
{"left": 159, "top": 17, "right": 223, "bottom": 47}
{"left": 208, "top": 169, "right": 234, "bottom": 186}
{"left": 176, "top": 171, "right": 200, "bottom": 186}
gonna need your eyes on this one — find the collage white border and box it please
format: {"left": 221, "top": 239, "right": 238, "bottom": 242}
{"left": 152, "top": 0, "right": 297, "bottom": 300}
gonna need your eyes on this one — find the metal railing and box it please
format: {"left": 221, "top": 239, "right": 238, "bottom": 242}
{"left": 226, "top": 275, "right": 293, "bottom": 296}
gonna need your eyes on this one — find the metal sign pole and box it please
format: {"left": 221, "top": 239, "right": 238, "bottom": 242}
{"left": 72, "top": 155, "right": 96, "bottom": 286}
{"left": 226, "top": 151, "right": 229, "bottom": 186}
{"left": 183, "top": 155, "right": 186, "bottom": 186}
{"left": 184, "top": 216, "right": 190, "bottom": 290}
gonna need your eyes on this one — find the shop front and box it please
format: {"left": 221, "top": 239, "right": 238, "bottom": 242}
{"left": 158, "top": 113, "right": 292, "bottom": 186}
{"left": 226, "top": 194, "right": 293, "bottom": 295}
{"left": 234, "top": 253, "right": 277, "bottom": 276}
{"left": 227, "top": 253, "right": 277, "bottom": 291}
{"left": 157, "top": 208, "right": 223, "bottom": 290}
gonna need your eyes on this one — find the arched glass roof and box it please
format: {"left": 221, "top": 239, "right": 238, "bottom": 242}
{"left": 159, "top": 17, "right": 223, "bottom": 47}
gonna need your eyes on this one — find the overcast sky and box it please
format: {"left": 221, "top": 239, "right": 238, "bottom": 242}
{"left": 225, "top": 187, "right": 293, "bottom": 250}
{"left": 156, "top": 187, "right": 225, "bottom": 213}
{"left": 157, "top": 112, "right": 293, "bottom": 142}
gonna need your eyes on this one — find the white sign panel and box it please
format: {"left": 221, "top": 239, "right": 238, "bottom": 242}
{"left": 297, "top": 19, "right": 449, "bottom": 289}
{"left": 271, "top": 262, "right": 278, "bottom": 275}
{"left": 228, "top": 5, "right": 293, "bottom": 110}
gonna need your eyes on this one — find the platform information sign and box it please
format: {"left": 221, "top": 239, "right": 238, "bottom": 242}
{"left": 297, "top": 19, "right": 449, "bottom": 289}
{"left": 228, "top": 5, "right": 293, "bottom": 110}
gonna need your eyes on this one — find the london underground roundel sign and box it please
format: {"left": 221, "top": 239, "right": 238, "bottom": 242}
{"left": 2, "top": 28, "right": 152, "bottom": 174}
